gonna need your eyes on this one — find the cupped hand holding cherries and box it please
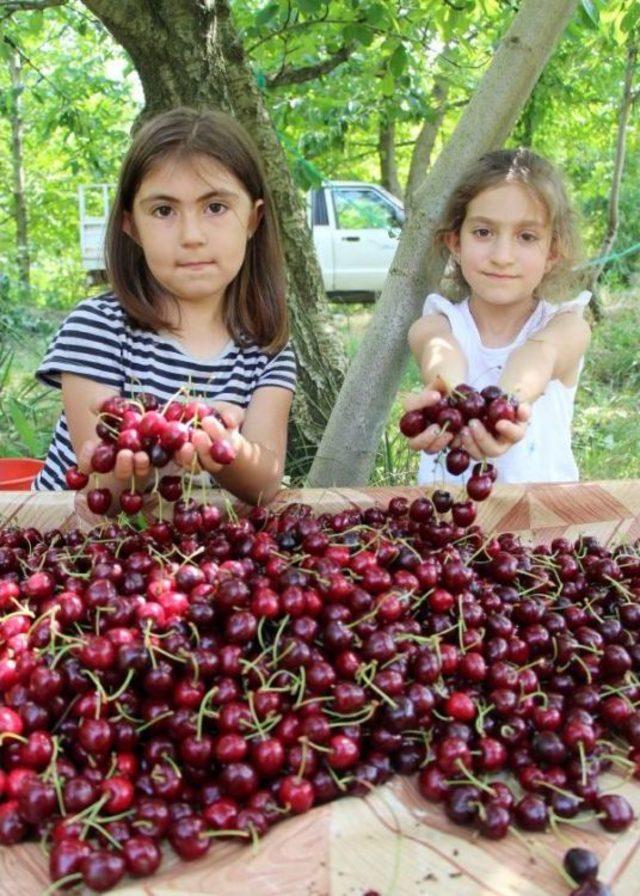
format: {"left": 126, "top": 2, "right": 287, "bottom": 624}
{"left": 65, "top": 393, "right": 242, "bottom": 515}
{"left": 400, "top": 381, "right": 530, "bottom": 479}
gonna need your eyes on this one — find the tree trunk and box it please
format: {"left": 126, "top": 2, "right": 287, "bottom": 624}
{"left": 81, "top": 0, "right": 345, "bottom": 476}
{"left": 8, "top": 49, "right": 31, "bottom": 301}
{"left": 378, "top": 116, "right": 402, "bottom": 200}
{"left": 308, "top": 0, "right": 580, "bottom": 488}
{"left": 405, "top": 77, "right": 449, "bottom": 206}
{"left": 588, "top": 32, "right": 637, "bottom": 319}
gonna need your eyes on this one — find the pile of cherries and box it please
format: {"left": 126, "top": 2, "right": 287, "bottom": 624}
{"left": 65, "top": 394, "right": 236, "bottom": 516}
{"left": 0, "top": 479, "right": 637, "bottom": 893}
{"left": 400, "top": 383, "right": 520, "bottom": 498}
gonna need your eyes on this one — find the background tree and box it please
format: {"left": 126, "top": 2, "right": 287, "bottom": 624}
{"left": 587, "top": 26, "right": 637, "bottom": 314}
{"left": 6, "top": 45, "right": 30, "bottom": 300}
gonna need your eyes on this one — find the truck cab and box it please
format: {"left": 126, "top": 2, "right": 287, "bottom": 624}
{"left": 308, "top": 181, "right": 405, "bottom": 302}
{"left": 79, "top": 180, "right": 405, "bottom": 301}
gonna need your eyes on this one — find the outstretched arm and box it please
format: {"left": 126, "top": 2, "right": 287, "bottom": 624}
{"left": 499, "top": 310, "right": 591, "bottom": 402}
{"left": 459, "top": 311, "right": 590, "bottom": 460}
{"left": 408, "top": 313, "right": 467, "bottom": 393}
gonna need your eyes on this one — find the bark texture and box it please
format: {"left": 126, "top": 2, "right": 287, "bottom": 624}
{"left": 378, "top": 117, "right": 402, "bottom": 200}
{"left": 405, "top": 77, "right": 449, "bottom": 206}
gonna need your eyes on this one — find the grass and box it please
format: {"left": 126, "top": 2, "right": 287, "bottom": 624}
{"left": 1, "top": 293, "right": 638, "bottom": 484}
{"left": 573, "top": 302, "right": 640, "bottom": 480}
{"left": 0, "top": 306, "right": 62, "bottom": 459}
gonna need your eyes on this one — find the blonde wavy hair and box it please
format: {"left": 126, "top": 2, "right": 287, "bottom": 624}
{"left": 435, "top": 148, "right": 583, "bottom": 301}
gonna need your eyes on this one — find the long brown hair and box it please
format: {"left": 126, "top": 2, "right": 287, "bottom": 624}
{"left": 436, "top": 148, "right": 583, "bottom": 300}
{"left": 105, "top": 107, "right": 288, "bottom": 353}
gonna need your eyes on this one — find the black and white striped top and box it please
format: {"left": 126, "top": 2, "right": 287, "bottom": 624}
{"left": 34, "top": 294, "right": 297, "bottom": 491}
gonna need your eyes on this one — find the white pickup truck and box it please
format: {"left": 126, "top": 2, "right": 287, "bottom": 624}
{"left": 79, "top": 180, "right": 405, "bottom": 302}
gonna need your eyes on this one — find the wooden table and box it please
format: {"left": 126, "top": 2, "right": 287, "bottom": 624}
{"left": 1, "top": 483, "right": 640, "bottom": 896}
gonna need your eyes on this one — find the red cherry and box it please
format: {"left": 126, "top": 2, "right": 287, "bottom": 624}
{"left": 279, "top": 775, "right": 315, "bottom": 813}
{"left": 65, "top": 466, "right": 89, "bottom": 490}
{"left": 91, "top": 441, "right": 118, "bottom": 473}
{"left": 466, "top": 474, "right": 493, "bottom": 501}
{"left": 446, "top": 448, "right": 471, "bottom": 476}
{"left": 399, "top": 409, "right": 427, "bottom": 437}
{"left": 123, "top": 835, "right": 162, "bottom": 877}
{"left": 210, "top": 440, "right": 236, "bottom": 465}
{"left": 87, "top": 488, "right": 112, "bottom": 514}
{"left": 120, "top": 490, "right": 144, "bottom": 515}
{"left": 485, "top": 396, "right": 517, "bottom": 435}
{"left": 81, "top": 850, "right": 126, "bottom": 892}
{"left": 117, "top": 428, "right": 143, "bottom": 452}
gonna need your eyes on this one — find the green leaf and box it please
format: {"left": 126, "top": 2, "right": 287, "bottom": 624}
{"left": 388, "top": 44, "right": 407, "bottom": 78}
{"left": 256, "top": 2, "right": 279, "bottom": 25}
{"left": 295, "top": 0, "right": 323, "bottom": 14}
{"left": 620, "top": 5, "right": 639, "bottom": 34}
{"left": 7, "top": 398, "right": 40, "bottom": 456}
{"left": 343, "top": 23, "right": 374, "bottom": 46}
{"left": 578, "top": 0, "right": 600, "bottom": 28}
{"left": 380, "top": 68, "right": 395, "bottom": 96}
{"left": 27, "top": 11, "right": 45, "bottom": 36}
{"left": 364, "top": 2, "right": 390, "bottom": 27}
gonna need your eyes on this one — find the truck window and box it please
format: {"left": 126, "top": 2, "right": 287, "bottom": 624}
{"left": 311, "top": 189, "right": 329, "bottom": 226}
{"left": 333, "top": 189, "right": 401, "bottom": 230}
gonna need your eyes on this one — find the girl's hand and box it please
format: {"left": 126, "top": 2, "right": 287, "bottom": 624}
{"left": 176, "top": 403, "right": 244, "bottom": 475}
{"left": 456, "top": 402, "right": 531, "bottom": 459}
{"left": 206, "top": 401, "right": 245, "bottom": 431}
{"left": 76, "top": 441, "right": 151, "bottom": 481}
{"left": 402, "top": 386, "right": 452, "bottom": 455}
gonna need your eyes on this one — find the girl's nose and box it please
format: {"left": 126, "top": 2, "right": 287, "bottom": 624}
{"left": 179, "top": 212, "right": 206, "bottom": 245}
{"left": 491, "top": 234, "right": 514, "bottom": 265}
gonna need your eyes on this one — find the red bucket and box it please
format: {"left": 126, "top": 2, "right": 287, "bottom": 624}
{"left": 0, "top": 458, "right": 45, "bottom": 491}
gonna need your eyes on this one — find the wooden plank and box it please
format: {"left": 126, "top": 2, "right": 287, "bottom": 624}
{"left": 1, "top": 485, "right": 639, "bottom": 895}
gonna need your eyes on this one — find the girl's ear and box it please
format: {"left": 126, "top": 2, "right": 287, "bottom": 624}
{"left": 443, "top": 230, "right": 461, "bottom": 260}
{"left": 544, "top": 240, "right": 560, "bottom": 273}
{"left": 248, "top": 199, "right": 264, "bottom": 238}
{"left": 122, "top": 212, "right": 138, "bottom": 243}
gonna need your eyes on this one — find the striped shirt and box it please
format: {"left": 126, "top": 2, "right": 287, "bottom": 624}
{"left": 34, "top": 294, "right": 297, "bottom": 491}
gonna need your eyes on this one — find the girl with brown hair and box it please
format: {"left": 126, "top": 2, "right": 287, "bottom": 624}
{"left": 35, "top": 107, "right": 295, "bottom": 504}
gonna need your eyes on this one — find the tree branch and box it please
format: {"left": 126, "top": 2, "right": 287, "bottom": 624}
{"left": 3, "top": 34, "right": 71, "bottom": 100}
{"left": 588, "top": 29, "right": 638, "bottom": 316}
{"left": 266, "top": 43, "right": 353, "bottom": 88}
{"left": 0, "top": 0, "right": 66, "bottom": 16}
{"left": 405, "top": 76, "right": 450, "bottom": 205}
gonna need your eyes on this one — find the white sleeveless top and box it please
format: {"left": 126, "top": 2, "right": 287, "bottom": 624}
{"left": 417, "top": 291, "right": 591, "bottom": 486}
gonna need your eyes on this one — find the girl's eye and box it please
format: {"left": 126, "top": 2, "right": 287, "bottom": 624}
{"left": 472, "top": 228, "right": 491, "bottom": 238}
{"left": 207, "top": 202, "right": 227, "bottom": 215}
{"left": 520, "top": 232, "right": 540, "bottom": 242}
{"left": 152, "top": 205, "right": 173, "bottom": 218}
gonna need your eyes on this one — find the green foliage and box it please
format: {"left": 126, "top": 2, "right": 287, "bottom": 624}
{"left": 0, "top": 1, "right": 140, "bottom": 311}
{"left": 0, "top": 352, "right": 60, "bottom": 460}
{"left": 1, "top": 0, "right": 638, "bottom": 300}
{"left": 574, "top": 303, "right": 640, "bottom": 479}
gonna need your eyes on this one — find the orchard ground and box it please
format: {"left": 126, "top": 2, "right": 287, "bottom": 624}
{"left": 1, "top": 290, "right": 639, "bottom": 486}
